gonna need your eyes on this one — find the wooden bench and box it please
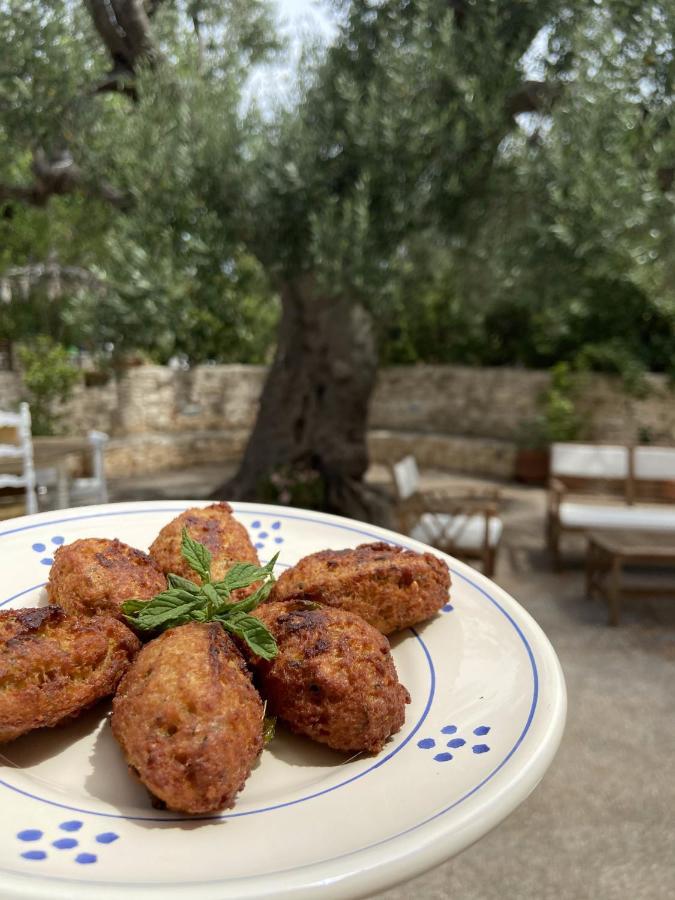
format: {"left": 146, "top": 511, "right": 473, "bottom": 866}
{"left": 547, "top": 443, "right": 675, "bottom": 567}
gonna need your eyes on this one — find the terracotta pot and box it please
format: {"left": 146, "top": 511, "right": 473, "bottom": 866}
{"left": 514, "top": 447, "right": 550, "bottom": 485}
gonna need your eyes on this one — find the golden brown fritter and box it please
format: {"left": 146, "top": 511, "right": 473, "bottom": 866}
{"left": 269, "top": 541, "right": 451, "bottom": 635}
{"left": 251, "top": 601, "right": 410, "bottom": 753}
{"left": 149, "top": 502, "right": 259, "bottom": 587}
{"left": 0, "top": 606, "right": 140, "bottom": 744}
{"left": 111, "top": 622, "right": 264, "bottom": 814}
{"left": 47, "top": 538, "right": 166, "bottom": 620}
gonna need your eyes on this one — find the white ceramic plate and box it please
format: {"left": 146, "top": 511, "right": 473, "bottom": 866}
{"left": 0, "top": 501, "right": 566, "bottom": 900}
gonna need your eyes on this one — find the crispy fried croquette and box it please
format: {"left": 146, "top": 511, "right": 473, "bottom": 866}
{"left": 149, "top": 502, "right": 259, "bottom": 587}
{"left": 111, "top": 622, "right": 264, "bottom": 814}
{"left": 251, "top": 601, "right": 410, "bottom": 753}
{"left": 47, "top": 538, "right": 166, "bottom": 620}
{"left": 269, "top": 541, "right": 451, "bottom": 634}
{"left": 0, "top": 606, "right": 140, "bottom": 743}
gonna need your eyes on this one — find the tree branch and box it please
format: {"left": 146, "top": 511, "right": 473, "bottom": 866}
{"left": 85, "top": 0, "right": 163, "bottom": 72}
{"left": 92, "top": 64, "right": 138, "bottom": 100}
{"left": 0, "top": 148, "right": 130, "bottom": 210}
{"left": 0, "top": 261, "right": 106, "bottom": 304}
{"left": 507, "top": 80, "right": 562, "bottom": 118}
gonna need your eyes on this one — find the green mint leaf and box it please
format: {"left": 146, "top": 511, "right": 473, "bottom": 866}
{"left": 202, "top": 582, "right": 220, "bottom": 616}
{"left": 202, "top": 583, "right": 219, "bottom": 604}
{"left": 223, "top": 578, "right": 275, "bottom": 615}
{"left": 122, "top": 589, "right": 203, "bottom": 632}
{"left": 180, "top": 527, "right": 212, "bottom": 582}
{"left": 121, "top": 598, "right": 149, "bottom": 615}
{"left": 167, "top": 573, "right": 202, "bottom": 594}
{"left": 215, "top": 554, "right": 279, "bottom": 594}
{"left": 263, "top": 715, "right": 277, "bottom": 745}
{"left": 220, "top": 614, "right": 278, "bottom": 660}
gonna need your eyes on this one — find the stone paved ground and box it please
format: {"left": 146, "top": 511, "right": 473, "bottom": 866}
{"left": 109, "top": 465, "right": 675, "bottom": 900}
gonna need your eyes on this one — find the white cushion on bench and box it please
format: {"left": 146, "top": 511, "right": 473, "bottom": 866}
{"left": 551, "top": 443, "right": 629, "bottom": 479}
{"left": 410, "top": 513, "right": 503, "bottom": 550}
{"left": 559, "top": 502, "right": 675, "bottom": 531}
{"left": 633, "top": 446, "right": 675, "bottom": 480}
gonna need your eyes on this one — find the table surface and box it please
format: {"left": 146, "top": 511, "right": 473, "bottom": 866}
{"left": 588, "top": 528, "right": 675, "bottom": 557}
{"left": 1, "top": 438, "right": 90, "bottom": 475}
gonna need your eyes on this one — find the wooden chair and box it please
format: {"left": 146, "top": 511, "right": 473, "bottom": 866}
{"left": 391, "top": 455, "right": 503, "bottom": 577}
{"left": 0, "top": 403, "right": 38, "bottom": 515}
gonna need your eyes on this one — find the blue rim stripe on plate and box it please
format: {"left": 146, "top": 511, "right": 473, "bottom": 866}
{"left": 0, "top": 504, "right": 540, "bottom": 888}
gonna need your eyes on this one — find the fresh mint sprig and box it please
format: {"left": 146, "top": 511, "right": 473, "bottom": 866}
{"left": 122, "top": 528, "right": 279, "bottom": 660}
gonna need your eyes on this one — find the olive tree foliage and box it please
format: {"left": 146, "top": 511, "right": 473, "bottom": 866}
{"left": 380, "top": 1, "right": 675, "bottom": 379}
{"left": 204, "top": 0, "right": 577, "bottom": 514}
{"left": 0, "top": 0, "right": 279, "bottom": 363}
{"left": 3, "top": 0, "right": 674, "bottom": 518}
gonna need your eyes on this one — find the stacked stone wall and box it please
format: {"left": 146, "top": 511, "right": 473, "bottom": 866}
{"left": 2, "top": 364, "right": 674, "bottom": 478}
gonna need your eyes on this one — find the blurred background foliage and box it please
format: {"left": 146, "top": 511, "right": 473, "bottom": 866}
{"left": 1, "top": 0, "right": 674, "bottom": 380}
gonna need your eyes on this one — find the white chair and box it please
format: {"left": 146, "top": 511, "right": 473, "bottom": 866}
{"left": 68, "top": 430, "right": 109, "bottom": 505}
{"left": 391, "top": 455, "right": 503, "bottom": 576}
{"left": 0, "top": 403, "right": 38, "bottom": 515}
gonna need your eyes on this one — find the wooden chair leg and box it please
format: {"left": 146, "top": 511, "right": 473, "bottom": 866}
{"left": 549, "top": 520, "right": 562, "bottom": 571}
{"left": 483, "top": 546, "right": 497, "bottom": 578}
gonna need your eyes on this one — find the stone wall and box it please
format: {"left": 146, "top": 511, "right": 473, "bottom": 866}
{"left": 2, "top": 363, "right": 674, "bottom": 478}
{"left": 369, "top": 365, "right": 550, "bottom": 440}
{"left": 0, "top": 371, "right": 21, "bottom": 408}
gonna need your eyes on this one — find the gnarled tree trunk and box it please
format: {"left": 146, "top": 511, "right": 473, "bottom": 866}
{"left": 212, "top": 275, "right": 391, "bottom": 525}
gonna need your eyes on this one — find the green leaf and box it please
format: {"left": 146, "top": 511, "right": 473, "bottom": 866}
{"left": 121, "top": 533, "right": 278, "bottom": 658}
{"left": 167, "top": 573, "right": 201, "bottom": 594}
{"left": 220, "top": 614, "right": 278, "bottom": 660}
{"left": 263, "top": 715, "right": 277, "bottom": 745}
{"left": 216, "top": 553, "right": 279, "bottom": 593}
{"left": 202, "top": 583, "right": 220, "bottom": 604}
{"left": 122, "top": 590, "right": 203, "bottom": 632}
{"left": 222, "top": 578, "right": 275, "bottom": 615}
{"left": 180, "top": 527, "right": 212, "bottom": 582}
{"left": 121, "top": 598, "right": 150, "bottom": 615}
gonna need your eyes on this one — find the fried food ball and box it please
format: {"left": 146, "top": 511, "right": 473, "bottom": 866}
{"left": 111, "top": 622, "right": 264, "bottom": 814}
{"left": 149, "top": 502, "right": 259, "bottom": 587}
{"left": 269, "top": 541, "right": 451, "bottom": 635}
{"left": 251, "top": 601, "right": 410, "bottom": 753}
{"left": 0, "top": 606, "right": 140, "bottom": 744}
{"left": 47, "top": 538, "right": 166, "bottom": 620}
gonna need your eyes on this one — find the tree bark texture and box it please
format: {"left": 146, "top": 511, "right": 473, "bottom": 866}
{"left": 214, "top": 275, "right": 391, "bottom": 526}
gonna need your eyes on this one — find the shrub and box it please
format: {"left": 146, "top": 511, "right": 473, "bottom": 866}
{"left": 17, "top": 338, "right": 80, "bottom": 435}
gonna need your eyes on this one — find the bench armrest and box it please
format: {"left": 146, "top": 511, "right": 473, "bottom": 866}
{"left": 548, "top": 477, "right": 567, "bottom": 515}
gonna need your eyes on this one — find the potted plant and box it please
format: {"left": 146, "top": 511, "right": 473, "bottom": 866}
{"left": 515, "top": 363, "right": 583, "bottom": 485}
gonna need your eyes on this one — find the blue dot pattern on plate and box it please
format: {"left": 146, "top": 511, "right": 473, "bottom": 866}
{"left": 17, "top": 821, "right": 119, "bottom": 866}
{"left": 442, "top": 603, "right": 454, "bottom": 613}
{"left": 249, "top": 518, "right": 284, "bottom": 553}
{"left": 53, "top": 838, "right": 78, "bottom": 850}
{"left": 417, "top": 724, "right": 491, "bottom": 762}
{"left": 17, "top": 830, "right": 42, "bottom": 842}
{"left": 30, "top": 534, "right": 64, "bottom": 567}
